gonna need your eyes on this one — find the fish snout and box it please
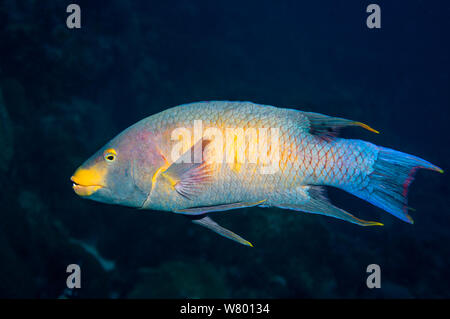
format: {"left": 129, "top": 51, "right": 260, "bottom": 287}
{"left": 71, "top": 166, "right": 106, "bottom": 196}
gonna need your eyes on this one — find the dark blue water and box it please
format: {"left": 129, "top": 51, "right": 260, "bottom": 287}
{"left": 0, "top": 0, "right": 448, "bottom": 298}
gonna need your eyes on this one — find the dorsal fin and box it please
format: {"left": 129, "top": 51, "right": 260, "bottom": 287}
{"left": 304, "top": 111, "right": 379, "bottom": 140}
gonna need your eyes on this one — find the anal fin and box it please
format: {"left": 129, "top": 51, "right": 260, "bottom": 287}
{"left": 192, "top": 216, "right": 253, "bottom": 247}
{"left": 279, "top": 186, "right": 383, "bottom": 226}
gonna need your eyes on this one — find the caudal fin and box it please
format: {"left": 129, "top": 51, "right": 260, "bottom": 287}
{"left": 351, "top": 147, "right": 443, "bottom": 223}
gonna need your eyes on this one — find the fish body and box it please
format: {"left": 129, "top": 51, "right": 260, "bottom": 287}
{"left": 71, "top": 101, "right": 442, "bottom": 246}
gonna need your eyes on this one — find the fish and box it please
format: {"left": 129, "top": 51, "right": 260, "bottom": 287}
{"left": 71, "top": 101, "right": 443, "bottom": 247}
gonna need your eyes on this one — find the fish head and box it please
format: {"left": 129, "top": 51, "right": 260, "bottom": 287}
{"left": 71, "top": 123, "right": 165, "bottom": 208}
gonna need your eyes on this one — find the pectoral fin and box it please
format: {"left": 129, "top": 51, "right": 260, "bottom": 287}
{"left": 161, "top": 139, "right": 212, "bottom": 199}
{"left": 192, "top": 216, "right": 253, "bottom": 247}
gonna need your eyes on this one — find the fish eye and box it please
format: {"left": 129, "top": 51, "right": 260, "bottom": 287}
{"left": 105, "top": 154, "right": 116, "bottom": 162}
{"left": 104, "top": 149, "right": 117, "bottom": 162}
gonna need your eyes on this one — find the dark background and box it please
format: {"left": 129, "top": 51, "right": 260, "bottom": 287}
{"left": 0, "top": 0, "right": 448, "bottom": 298}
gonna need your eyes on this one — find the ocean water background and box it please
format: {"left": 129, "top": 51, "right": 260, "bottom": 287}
{"left": 0, "top": 0, "right": 449, "bottom": 298}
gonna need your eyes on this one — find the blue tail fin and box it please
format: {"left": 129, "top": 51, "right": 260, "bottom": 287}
{"left": 350, "top": 147, "right": 443, "bottom": 223}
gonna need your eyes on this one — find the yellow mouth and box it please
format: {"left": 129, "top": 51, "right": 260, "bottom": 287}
{"left": 71, "top": 179, "right": 103, "bottom": 196}
{"left": 71, "top": 166, "right": 106, "bottom": 196}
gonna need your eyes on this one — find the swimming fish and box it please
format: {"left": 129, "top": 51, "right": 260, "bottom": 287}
{"left": 71, "top": 101, "right": 443, "bottom": 247}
